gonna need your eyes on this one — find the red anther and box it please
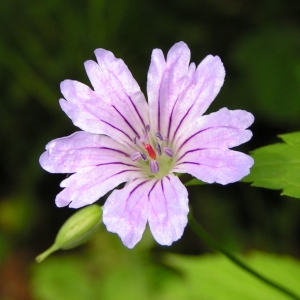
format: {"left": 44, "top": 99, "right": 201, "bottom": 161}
{"left": 144, "top": 144, "right": 156, "bottom": 160}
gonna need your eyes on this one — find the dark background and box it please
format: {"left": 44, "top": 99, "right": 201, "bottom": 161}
{"left": 1, "top": 0, "right": 300, "bottom": 299}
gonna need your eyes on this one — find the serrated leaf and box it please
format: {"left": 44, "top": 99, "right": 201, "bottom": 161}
{"left": 160, "top": 251, "right": 300, "bottom": 300}
{"left": 243, "top": 131, "right": 300, "bottom": 199}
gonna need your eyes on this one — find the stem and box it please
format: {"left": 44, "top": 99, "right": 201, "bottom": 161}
{"left": 188, "top": 213, "right": 300, "bottom": 300}
{"left": 35, "top": 244, "right": 58, "bottom": 263}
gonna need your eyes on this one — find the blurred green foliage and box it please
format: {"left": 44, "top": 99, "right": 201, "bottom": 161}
{"left": 1, "top": 0, "right": 300, "bottom": 299}
{"left": 31, "top": 233, "right": 300, "bottom": 300}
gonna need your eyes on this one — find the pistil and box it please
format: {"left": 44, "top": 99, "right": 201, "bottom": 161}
{"left": 144, "top": 144, "right": 156, "bottom": 160}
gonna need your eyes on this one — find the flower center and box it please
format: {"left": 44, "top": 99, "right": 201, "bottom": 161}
{"left": 130, "top": 125, "right": 175, "bottom": 178}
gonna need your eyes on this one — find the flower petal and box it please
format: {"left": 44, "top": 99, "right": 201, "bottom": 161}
{"left": 103, "top": 175, "right": 189, "bottom": 248}
{"left": 147, "top": 41, "right": 225, "bottom": 142}
{"left": 60, "top": 48, "right": 151, "bottom": 145}
{"left": 103, "top": 179, "right": 150, "bottom": 248}
{"left": 60, "top": 79, "right": 145, "bottom": 145}
{"left": 40, "top": 131, "right": 133, "bottom": 173}
{"left": 93, "top": 49, "right": 148, "bottom": 126}
{"left": 59, "top": 80, "right": 105, "bottom": 135}
{"left": 169, "top": 54, "right": 225, "bottom": 142}
{"left": 147, "top": 175, "right": 189, "bottom": 246}
{"left": 174, "top": 149, "right": 254, "bottom": 184}
{"left": 175, "top": 108, "right": 254, "bottom": 157}
{"left": 56, "top": 164, "right": 141, "bottom": 208}
{"left": 86, "top": 49, "right": 149, "bottom": 131}
{"left": 147, "top": 41, "right": 193, "bottom": 137}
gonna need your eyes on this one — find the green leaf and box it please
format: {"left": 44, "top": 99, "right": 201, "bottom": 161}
{"left": 243, "top": 131, "right": 300, "bottom": 199}
{"left": 160, "top": 251, "right": 300, "bottom": 300}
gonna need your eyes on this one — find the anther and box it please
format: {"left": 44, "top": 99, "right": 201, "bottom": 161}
{"left": 156, "top": 132, "right": 164, "bottom": 141}
{"left": 164, "top": 147, "right": 174, "bottom": 157}
{"left": 140, "top": 152, "right": 147, "bottom": 161}
{"left": 145, "top": 124, "right": 150, "bottom": 132}
{"left": 155, "top": 143, "right": 162, "bottom": 155}
{"left": 144, "top": 144, "right": 156, "bottom": 160}
{"left": 133, "top": 137, "right": 137, "bottom": 144}
{"left": 150, "top": 160, "right": 159, "bottom": 174}
{"left": 130, "top": 152, "right": 141, "bottom": 161}
{"left": 140, "top": 133, "right": 148, "bottom": 143}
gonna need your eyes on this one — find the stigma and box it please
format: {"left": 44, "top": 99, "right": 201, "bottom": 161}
{"left": 144, "top": 144, "right": 156, "bottom": 160}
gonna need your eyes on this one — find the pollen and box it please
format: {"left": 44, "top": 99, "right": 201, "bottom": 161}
{"left": 144, "top": 144, "right": 156, "bottom": 160}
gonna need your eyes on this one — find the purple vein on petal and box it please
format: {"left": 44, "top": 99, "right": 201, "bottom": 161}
{"left": 175, "top": 161, "right": 200, "bottom": 167}
{"left": 170, "top": 71, "right": 214, "bottom": 143}
{"left": 160, "top": 179, "right": 168, "bottom": 219}
{"left": 101, "top": 120, "right": 132, "bottom": 141}
{"left": 101, "top": 169, "right": 139, "bottom": 185}
{"left": 96, "top": 161, "right": 139, "bottom": 168}
{"left": 97, "top": 147, "right": 129, "bottom": 157}
{"left": 128, "top": 96, "right": 146, "bottom": 128}
{"left": 171, "top": 103, "right": 195, "bottom": 142}
{"left": 64, "top": 90, "right": 136, "bottom": 143}
{"left": 175, "top": 160, "right": 239, "bottom": 174}
{"left": 116, "top": 180, "right": 148, "bottom": 229}
{"left": 156, "top": 79, "right": 163, "bottom": 133}
{"left": 148, "top": 180, "right": 159, "bottom": 198}
{"left": 112, "top": 105, "right": 140, "bottom": 137}
{"left": 166, "top": 95, "right": 179, "bottom": 141}
{"left": 176, "top": 148, "right": 205, "bottom": 163}
{"left": 176, "top": 127, "right": 212, "bottom": 153}
{"left": 176, "top": 161, "right": 229, "bottom": 168}
{"left": 129, "top": 180, "right": 149, "bottom": 197}
{"left": 147, "top": 180, "right": 160, "bottom": 220}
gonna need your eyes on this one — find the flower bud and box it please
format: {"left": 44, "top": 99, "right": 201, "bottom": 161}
{"left": 36, "top": 204, "right": 102, "bottom": 263}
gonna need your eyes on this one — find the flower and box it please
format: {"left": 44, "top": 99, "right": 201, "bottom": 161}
{"left": 40, "top": 42, "right": 254, "bottom": 248}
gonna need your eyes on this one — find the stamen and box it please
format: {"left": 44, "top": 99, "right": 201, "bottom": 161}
{"left": 133, "top": 137, "right": 137, "bottom": 144}
{"left": 164, "top": 147, "right": 174, "bottom": 157}
{"left": 156, "top": 132, "right": 164, "bottom": 141}
{"left": 140, "top": 125, "right": 151, "bottom": 143}
{"left": 144, "top": 144, "right": 156, "bottom": 160}
{"left": 130, "top": 152, "right": 141, "bottom": 161}
{"left": 155, "top": 143, "right": 162, "bottom": 155}
{"left": 140, "top": 152, "right": 147, "bottom": 161}
{"left": 140, "top": 133, "right": 148, "bottom": 143}
{"left": 150, "top": 160, "right": 159, "bottom": 174}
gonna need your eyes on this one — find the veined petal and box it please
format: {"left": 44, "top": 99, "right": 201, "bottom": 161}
{"left": 40, "top": 131, "right": 133, "bottom": 173}
{"left": 56, "top": 164, "right": 141, "bottom": 208}
{"left": 174, "top": 149, "right": 254, "bottom": 185}
{"left": 60, "top": 80, "right": 144, "bottom": 145}
{"left": 103, "top": 178, "right": 150, "bottom": 248}
{"left": 94, "top": 49, "right": 148, "bottom": 126}
{"left": 169, "top": 54, "right": 225, "bottom": 142}
{"left": 176, "top": 108, "right": 254, "bottom": 156}
{"left": 85, "top": 49, "right": 149, "bottom": 131}
{"left": 147, "top": 175, "right": 189, "bottom": 246}
{"left": 59, "top": 80, "right": 104, "bottom": 135}
{"left": 147, "top": 42, "right": 193, "bottom": 137}
{"left": 103, "top": 175, "right": 189, "bottom": 248}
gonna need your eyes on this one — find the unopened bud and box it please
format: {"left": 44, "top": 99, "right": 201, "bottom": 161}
{"left": 36, "top": 204, "right": 102, "bottom": 263}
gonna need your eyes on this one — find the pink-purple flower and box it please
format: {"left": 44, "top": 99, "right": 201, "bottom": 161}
{"left": 40, "top": 42, "right": 254, "bottom": 248}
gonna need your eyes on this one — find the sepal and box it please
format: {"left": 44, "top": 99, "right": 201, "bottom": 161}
{"left": 36, "top": 204, "right": 102, "bottom": 262}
